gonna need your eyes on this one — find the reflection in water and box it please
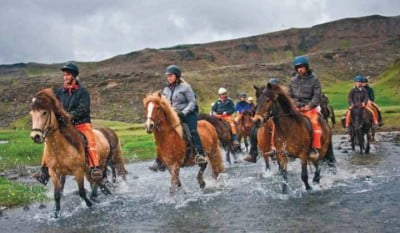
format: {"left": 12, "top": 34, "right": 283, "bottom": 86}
{"left": 0, "top": 132, "right": 399, "bottom": 233}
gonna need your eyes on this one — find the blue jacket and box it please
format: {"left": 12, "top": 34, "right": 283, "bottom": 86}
{"left": 235, "top": 101, "right": 251, "bottom": 113}
{"left": 364, "top": 85, "right": 375, "bottom": 101}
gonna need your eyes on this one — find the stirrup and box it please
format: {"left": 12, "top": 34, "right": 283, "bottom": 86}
{"left": 309, "top": 149, "right": 320, "bottom": 160}
{"left": 195, "top": 154, "right": 207, "bottom": 164}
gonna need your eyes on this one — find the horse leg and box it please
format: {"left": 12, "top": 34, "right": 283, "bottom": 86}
{"left": 51, "top": 175, "right": 62, "bottom": 218}
{"left": 75, "top": 172, "right": 93, "bottom": 208}
{"left": 312, "top": 161, "right": 321, "bottom": 184}
{"left": 244, "top": 136, "right": 249, "bottom": 152}
{"left": 170, "top": 165, "right": 181, "bottom": 194}
{"left": 277, "top": 153, "right": 288, "bottom": 194}
{"left": 60, "top": 175, "right": 66, "bottom": 194}
{"left": 225, "top": 146, "right": 231, "bottom": 164}
{"left": 197, "top": 163, "right": 207, "bottom": 189}
{"left": 262, "top": 152, "right": 270, "bottom": 172}
{"left": 301, "top": 159, "right": 312, "bottom": 191}
{"left": 365, "top": 131, "right": 371, "bottom": 154}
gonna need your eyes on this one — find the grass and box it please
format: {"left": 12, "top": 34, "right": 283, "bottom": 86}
{"left": 0, "top": 177, "right": 47, "bottom": 207}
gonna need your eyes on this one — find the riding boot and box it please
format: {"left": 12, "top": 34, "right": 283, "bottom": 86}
{"left": 89, "top": 166, "right": 103, "bottom": 180}
{"left": 232, "top": 134, "right": 240, "bottom": 146}
{"left": 190, "top": 130, "right": 207, "bottom": 164}
{"left": 32, "top": 166, "right": 50, "bottom": 185}
{"left": 309, "top": 148, "right": 320, "bottom": 160}
{"left": 148, "top": 158, "right": 166, "bottom": 172}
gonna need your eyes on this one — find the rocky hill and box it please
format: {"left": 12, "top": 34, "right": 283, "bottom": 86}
{"left": 0, "top": 15, "right": 399, "bottom": 127}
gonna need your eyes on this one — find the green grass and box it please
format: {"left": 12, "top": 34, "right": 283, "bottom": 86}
{"left": 0, "top": 177, "right": 47, "bottom": 207}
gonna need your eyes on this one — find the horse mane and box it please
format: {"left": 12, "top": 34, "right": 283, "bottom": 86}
{"left": 31, "top": 88, "right": 83, "bottom": 152}
{"left": 143, "top": 92, "right": 183, "bottom": 138}
{"left": 263, "top": 85, "right": 303, "bottom": 123}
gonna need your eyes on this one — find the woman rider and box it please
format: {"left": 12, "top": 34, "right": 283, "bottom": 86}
{"left": 149, "top": 65, "right": 207, "bottom": 171}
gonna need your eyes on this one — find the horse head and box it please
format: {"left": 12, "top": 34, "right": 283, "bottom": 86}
{"left": 143, "top": 92, "right": 182, "bottom": 137}
{"left": 30, "top": 88, "right": 70, "bottom": 143}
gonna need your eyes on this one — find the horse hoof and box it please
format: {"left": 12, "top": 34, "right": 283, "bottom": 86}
{"left": 199, "top": 182, "right": 206, "bottom": 189}
{"left": 54, "top": 211, "right": 60, "bottom": 218}
{"left": 100, "top": 185, "right": 112, "bottom": 195}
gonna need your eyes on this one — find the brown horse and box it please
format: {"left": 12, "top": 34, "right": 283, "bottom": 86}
{"left": 198, "top": 114, "right": 238, "bottom": 164}
{"left": 320, "top": 94, "right": 336, "bottom": 128}
{"left": 144, "top": 92, "right": 224, "bottom": 193}
{"left": 237, "top": 110, "right": 254, "bottom": 152}
{"left": 253, "top": 84, "right": 335, "bottom": 193}
{"left": 30, "top": 88, "right": 127, "bottom": 217}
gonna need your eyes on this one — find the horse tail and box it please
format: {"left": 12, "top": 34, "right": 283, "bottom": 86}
{"left": 97, "top": 127, "right": 127, "bottom": 180}
{"left": 205, "top": 123, "right": 225, "bottom": 178}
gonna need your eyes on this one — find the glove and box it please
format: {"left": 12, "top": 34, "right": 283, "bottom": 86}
{"left": 175, "top": 110, "right": 185, "bottom": 118}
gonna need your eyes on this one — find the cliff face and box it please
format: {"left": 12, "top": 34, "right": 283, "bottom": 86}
{"left": 1, "top": 15, "right": 400, "bottom": 126}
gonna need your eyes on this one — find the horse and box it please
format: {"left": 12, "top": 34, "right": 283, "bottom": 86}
{"left": 144, "top": 92, "right": 224, "bottom": 193}
{"left": 30, "top": 88, "right": 127, "bottom": 217}
{"left": 237, "top": 110, "right": 254, "bottom": 152}
{"left": 348, "top": 105, "right": 373, "bottom": 154}
{"left": 198, "top": 114, "right": 238, "bottom": 164}
{"left": 320, "top": 94, "right": 336, "bottom": 128}
{"left": 253, "top": 84, "right": 335, "bottom": 193}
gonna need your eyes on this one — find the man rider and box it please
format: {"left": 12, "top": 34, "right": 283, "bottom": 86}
{"left": 288, "top": 56, "right": 322, "bottom": 160}
{"left": 33, "top": 62, "right": 103, "bottom": 184}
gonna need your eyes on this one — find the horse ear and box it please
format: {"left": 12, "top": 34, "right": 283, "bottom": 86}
{"left": 157, "top": 91, "right": 162, "bottom": 98}
{"left": 253, "top": 85, "right": 259, "bottom": 91}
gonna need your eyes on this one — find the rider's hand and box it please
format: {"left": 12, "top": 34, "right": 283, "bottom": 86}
{"left": 362, "top": 103, "right": 366, "bottom": 108}
{"left": 175, "top": 110, "right": 185, "bottom": 118}
{"left": 222, "top": 112, "right": 227, "bottom": 115}
{"left": 300, "top": 105, "right": 310, "bottom": 111}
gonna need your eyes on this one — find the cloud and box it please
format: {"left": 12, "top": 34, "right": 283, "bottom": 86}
{"left": 0, "top": 0, "right": 399, "bottom": 64}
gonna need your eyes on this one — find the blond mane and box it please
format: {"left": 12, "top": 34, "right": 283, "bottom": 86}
{"left": 143, "top": 92, "right": 183, "bottom": 138}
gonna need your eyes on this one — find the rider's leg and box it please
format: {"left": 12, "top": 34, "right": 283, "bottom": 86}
{"left": 75, "top": 123, "right": 103, "bottom": 180}
{"left": 224, "top": 115, "right": 239, "bottom": 146}
{"left": 301, "top": 109, "right": 322, "bottom": 159}
{"left": 366, "top": 102, "right": 379, "bottom": 126}
{"left": 186, "top": 113, "right": 207, "bottom": 164}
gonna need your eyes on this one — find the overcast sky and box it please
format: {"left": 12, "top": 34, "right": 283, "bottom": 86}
{"left": 1, "top": 0, "right": 399, "bottom": 64}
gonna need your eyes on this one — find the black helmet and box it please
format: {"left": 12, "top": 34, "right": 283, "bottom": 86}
{"left": 239, "top": 92, "right": 247, "bottom": 98}
{"left": 61, "top": 62, "right": 79, "bottom": 77}
{"left": 165, "top": 65, "right": 181, "bottom": 78}
{"left": 268, "top": 77, "right": 281, "bottom": 85}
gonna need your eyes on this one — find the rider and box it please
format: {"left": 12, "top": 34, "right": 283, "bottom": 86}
{"left": 212, "top": 87, "right": 240, "bottom": 146}
{"left": 149, "top": 65, "right": 207, "bottom": 171}
{"left": 288, "top": 56, "right": 322, "bottom": 160}
{"left": 247, "top": 96, "right": 256, "bottom": 115}
{"left": 345, "top": 75, "right": 378, "bottom": 128}
{"left": 33, "top": 62, "right": 103, "bottom": 184}
{"left": 234, "top": 92, "right": 251, "bottom": 121}
{"left": 361, "top": 76, "right": 382, "bottom": 126}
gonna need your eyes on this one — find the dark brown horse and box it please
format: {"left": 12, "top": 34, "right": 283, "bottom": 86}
{"left": 198, "top": 114, "right": 238, "bottom": 164}
{"left": 30, "top": 88, "right": 127, "bottom": 217}
{"left": 320, "top": 94, "right": 336, "bottom": 128}
{"left": 349, "top": 106, "right": 373, "bottom": 154}
{"left": 237, "top": 111, "right": 254, "bottom": 152}
{"left": 253, "top": 84, "right": 335, "bottom": 193}
{"left": 144, "top": 92, "right": 224, "bottom": 193}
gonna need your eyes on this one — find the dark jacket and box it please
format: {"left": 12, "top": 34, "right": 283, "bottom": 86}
{"left": 56, "top": 83, "right": 91, "bottom": 125}
{"left": 348, "top": 87, "right": 368, "bottom": 106}
{"left": 212, "top": 98, "right": 235, "bottom": 115}
{"left": 364, "top": 85, "right": 375, "bottom": 101}
{"left": 288, "top": 73, "right": 321, "bottom": 108}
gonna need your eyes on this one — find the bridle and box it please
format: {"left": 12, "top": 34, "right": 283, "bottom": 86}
{"left": 31, "top": 110, "right": 58, "bottom": 138}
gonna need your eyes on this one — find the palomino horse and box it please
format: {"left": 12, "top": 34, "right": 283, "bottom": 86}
{"left": 253, "top": 84, "right": 335, "bottom": 193}
{"left": 349, "top": 106, "right": 373, "bottom": 154}
{"left": 144, "top": 92, "right": 224, "bottom": 193}
{"left": 198, "top": 114, "right": 237, "bottom": 164}
{"left": 30, "top": 88, "right": 126, "bottom": 217}
{"left": 237, "top": 110, "right": 254, "bottom": 152}
{"left": 320, "top": 94, "right": 336, "bottom": 128}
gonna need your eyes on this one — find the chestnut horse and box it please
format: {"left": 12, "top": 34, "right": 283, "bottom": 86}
{"left": 144, "top": 92, "right": 224, "bottom": 193}
{"left": 253, "top": 84, "right": 335, "bottom": 193}
{"left": 237, "top": 110, "right": 254, "bottom": 152}
{"left": 30, "top": 88, "right": 127, "bottom": 217}
{"left": 198, "top": 114, "right": 237, "bottom": 164}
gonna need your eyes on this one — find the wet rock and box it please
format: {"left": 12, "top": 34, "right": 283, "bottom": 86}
{"left": 22, "top": 205, "right": 30, "bottom": 211}
{"left": 342, "top": 150, "right": 348, "bottom": 153}
{"left": 336, "top": 146, "right": 342, "bottom": 150}
{"left": 38, "top": 204, "right": 46, "bottom": 209}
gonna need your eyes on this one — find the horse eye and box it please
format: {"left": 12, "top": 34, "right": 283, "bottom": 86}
{"left": 42, "top": 111, "right": 47, "bottom": 115}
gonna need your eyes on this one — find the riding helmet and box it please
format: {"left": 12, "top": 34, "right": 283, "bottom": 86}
{"left": 354, "top": 75, "right": 363, "bottom": 82}
{"left": 61, "top": 62, "right": 79, "bottom": 77}
{"left": 361, "top": 76, "right": 369, "bottom": 83}
{"left": 268, "top": 77, "right": 281, "bottom": 85}
{"left": 218, "top": 87, "right": 227, "bottom": 95}
{"left": 239, "top": 92, "right": 247, "bottom": 98}
{"left": 293, "top": 56, "right": 309, "bottom": 69}
{"left": 165, "top": 65, "right": 181, "bottom": 78}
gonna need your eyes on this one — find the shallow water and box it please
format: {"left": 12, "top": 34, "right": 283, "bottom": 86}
{"left": 0, "top": 132, "right": 399, "bottom": 233}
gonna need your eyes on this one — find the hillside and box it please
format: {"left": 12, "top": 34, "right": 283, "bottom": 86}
{"left": 0, "top": 15, "right": 400, "bottom": 127}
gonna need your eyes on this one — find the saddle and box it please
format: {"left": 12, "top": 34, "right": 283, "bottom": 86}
{"left": 181, "top": 122, "right": 197, "bottom": 161}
